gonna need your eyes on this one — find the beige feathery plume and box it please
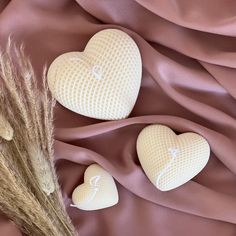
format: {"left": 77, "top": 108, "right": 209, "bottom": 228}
{"left": 0, "top": 153, "right": 60, "bottom": 236}
{"left": 0, "top": 113, "right": 13, "bottom": 141}
{"left": 0, "top": 40, "right": 77, "bottom": 235}
{"left": 0, "top": 41, "right": 55, "bottom": 196}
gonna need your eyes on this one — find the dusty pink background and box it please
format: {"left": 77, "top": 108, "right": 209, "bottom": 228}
{"left": 0, "top": 0, "right": 236, "bottom": 235}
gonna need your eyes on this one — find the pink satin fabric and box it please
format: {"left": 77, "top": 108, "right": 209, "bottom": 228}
{"left": 0, "top": 0, "right": 236, "bottom": 235}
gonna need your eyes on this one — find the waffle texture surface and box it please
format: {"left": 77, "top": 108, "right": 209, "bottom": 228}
{"left": 136, "top": 125, "right": 210, "bottom": 191}
{"left": 47, "top": 29, "right": 142, "bottom": 120}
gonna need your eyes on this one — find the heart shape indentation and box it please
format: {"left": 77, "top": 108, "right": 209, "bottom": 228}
{"left": 72, "top": 164, "right": 119, "bottom": 210}
{"left": 136, "top": 125, "right": 210, "bottom": 191}
{"left": 47, "top": 29, "right": 142, "bottom": 120}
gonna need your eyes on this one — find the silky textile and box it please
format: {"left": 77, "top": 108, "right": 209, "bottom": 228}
{"left": 0, "top": 0, "right": 236, "bottom": 235}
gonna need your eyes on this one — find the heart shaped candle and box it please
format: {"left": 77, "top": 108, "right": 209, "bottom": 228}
{"left": 47, "top": 29, "right": 142, "bottom": 120}
{"left": 72, "top": 164, "right": 119, "bottom": 211}
{"left": 136, "top": 125, "right": 210, "bottom": 191}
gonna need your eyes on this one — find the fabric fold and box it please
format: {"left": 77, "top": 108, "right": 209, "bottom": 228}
{"left": 0, "top": 0, "right": 236, "bottom": 235}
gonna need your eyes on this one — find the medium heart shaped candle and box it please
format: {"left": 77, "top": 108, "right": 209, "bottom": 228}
{"left": 136, "top": 125, "right": 210, "bottom": 191}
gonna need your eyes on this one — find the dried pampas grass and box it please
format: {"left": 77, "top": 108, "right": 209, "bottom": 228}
{"left": 0, "top": 41, "right": 77, "bottom": 236}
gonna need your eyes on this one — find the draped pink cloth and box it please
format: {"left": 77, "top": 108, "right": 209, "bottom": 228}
{"left": 0, "top": 0, "right": 236, "bottom": 235}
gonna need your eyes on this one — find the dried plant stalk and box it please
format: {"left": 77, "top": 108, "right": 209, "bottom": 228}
{"left": 0, "top": 41, "right": 77, "bottom": 236}
{"left": 0, "top": 113, "right": 13, "bottom": 141}
{"left": 0, "top": 153, "right": 60, "bottom": 235}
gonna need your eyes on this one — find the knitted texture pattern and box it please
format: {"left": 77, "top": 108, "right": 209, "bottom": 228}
{"left": 136, "top": 125, "right": 210, "bottom": 191}
{"left": 47, "top": 29, "right": 142, "bottom": 120}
